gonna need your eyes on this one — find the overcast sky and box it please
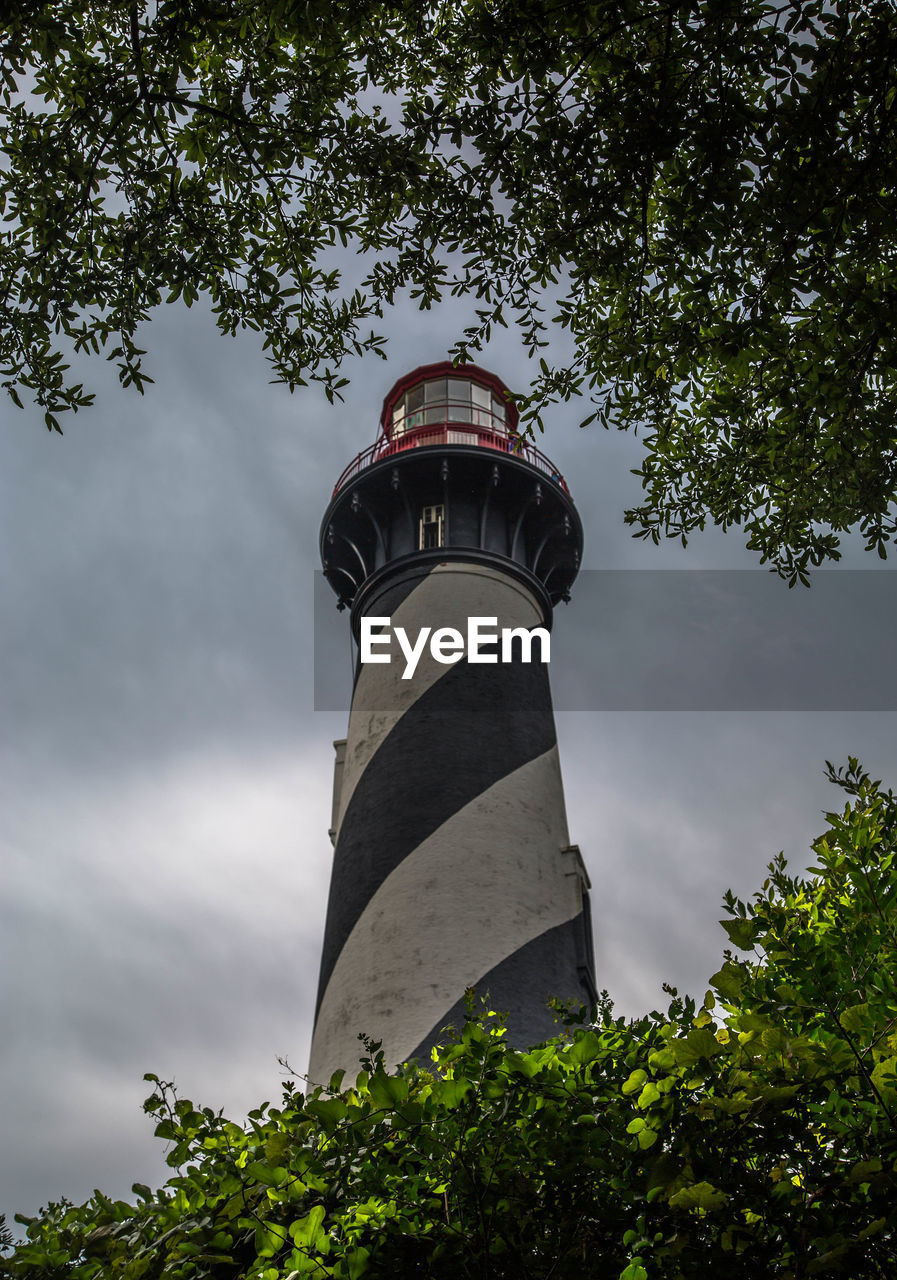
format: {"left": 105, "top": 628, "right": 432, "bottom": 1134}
{"left": 2, "top": 294, "right": 895, "bottom": 1230}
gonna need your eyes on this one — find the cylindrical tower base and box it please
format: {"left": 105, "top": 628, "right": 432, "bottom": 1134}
{"left": 309, "top": 557, "right": 595, "bottom": 1084}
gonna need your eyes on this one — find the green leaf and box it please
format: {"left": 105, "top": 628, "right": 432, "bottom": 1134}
{"left": 847, "top": 1159, "right": 882, "bottom": 1183}
{"left": 246, "top": 1161, "right": 288, "bottom": 1187}
{"left": 671, "top": 1028, "right": 723, "bottom": 1067}
{"left": 346, "top": 1245, "right": 370, "bottom": 1279}
{"left": 289, "top": 1205, "right": 326, "bottom": 1250}
{"left": 265, "top": 1132, "right": 290, "bottom": 1164}
{"left": 838, "top": 1002, "right": 870, "bottom": 1034}
{"left": 720, "top": 918, "right": 758, "bottom": 950}
{"left": 434, "top": 1077, "right": 472, "bottom": 1108}
{"left": 871, "top": 1055, "right": 897, "bottom": 1097}
{"left": 564, "top": 1031, "right": 602, "bottom": 1065}
{"left": 368, "top": 1073, "right": 409, "bottom": 1108}
{"left": 622, "top": 1069, "right": 647, "bottom": 1096}
{"left": 669, "top": 1181, "right": 729, "bottom": 1211}
{"left": 636, "top": 1082, "right": 661, "bottom": 1108}
{"left": 619, "top": 1261, "right": 648, "bottom": 1280}
{"left": 709, "top": 961, "right": 744, "bottom": 1001}
{"left": 305, "top": 1098, "right": 348, "bottom": 1130}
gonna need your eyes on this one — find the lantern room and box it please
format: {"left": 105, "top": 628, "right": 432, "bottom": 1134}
{"left": 383, "top": 362, "right": 517, "bottom": 441}
{"left": 331, "top": 362, "right": 564, "bottom": 496}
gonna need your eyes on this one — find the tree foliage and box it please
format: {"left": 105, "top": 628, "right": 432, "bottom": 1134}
{"left": 4, "top": 761, "right": 897, "bottom": 1278}
{"left": 3, "top": 2, "right": 897, "bottom": 578}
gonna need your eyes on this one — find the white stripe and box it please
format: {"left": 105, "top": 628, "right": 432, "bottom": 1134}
{"left": 310, "top": 745, "right": 577, "bottom": 1084}
{"left": 333, "top": 563, "right": 545, "bottom": 839}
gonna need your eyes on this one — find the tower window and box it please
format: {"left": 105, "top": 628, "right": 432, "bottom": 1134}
{"left": 419, "top": 504, "right": 444, "bottom": 549}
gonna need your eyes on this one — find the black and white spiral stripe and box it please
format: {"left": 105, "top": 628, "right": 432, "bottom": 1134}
{"left": 309, "top": 561, "right": 595, "bottom": 1084}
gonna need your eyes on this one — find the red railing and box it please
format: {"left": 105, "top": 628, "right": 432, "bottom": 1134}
{"left": 332, "top": 422, "right": 570, "bottom": 496}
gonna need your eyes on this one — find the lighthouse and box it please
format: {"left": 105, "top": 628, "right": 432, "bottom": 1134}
{"left": 310, "top": 362, "right": 596, "bottom": 1083}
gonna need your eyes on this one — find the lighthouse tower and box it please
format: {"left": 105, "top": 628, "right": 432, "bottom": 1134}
{"left": 310, "top": 362, "right": 596, "bottom": 1083}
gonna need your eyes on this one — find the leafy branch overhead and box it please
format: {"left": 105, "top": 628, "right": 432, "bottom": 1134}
{"left": 3, "top": 2, "right": 897, "bottom": 576}
{"left": 4, "top": 761, "right": 897, "bottom": 1278}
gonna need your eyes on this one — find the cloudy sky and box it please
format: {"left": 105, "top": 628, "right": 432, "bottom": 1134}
{"left": 2, "top": 293, "right": 895, "bottom": 1230}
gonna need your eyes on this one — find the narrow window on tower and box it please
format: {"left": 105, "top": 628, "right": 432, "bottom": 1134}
{"left": 419, "top": 504, "right": 444, "bottom": 549}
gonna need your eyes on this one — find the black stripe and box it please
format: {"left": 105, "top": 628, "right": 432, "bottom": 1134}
{"left": 315, "top": 654, "right": 556, "bottom": 1018}
{"left": 354, "top": 565, "right": 428, "bottom": 628}
{"left": 348, "top": 566, "right": 430, "bottom": 690}
{"left": 406, "top": 913, "right": 595, "bottom": 1062}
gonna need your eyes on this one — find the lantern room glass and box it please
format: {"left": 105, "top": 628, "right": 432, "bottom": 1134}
{"left": 391, "top": 377, "right": 507, "bottom": 438}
